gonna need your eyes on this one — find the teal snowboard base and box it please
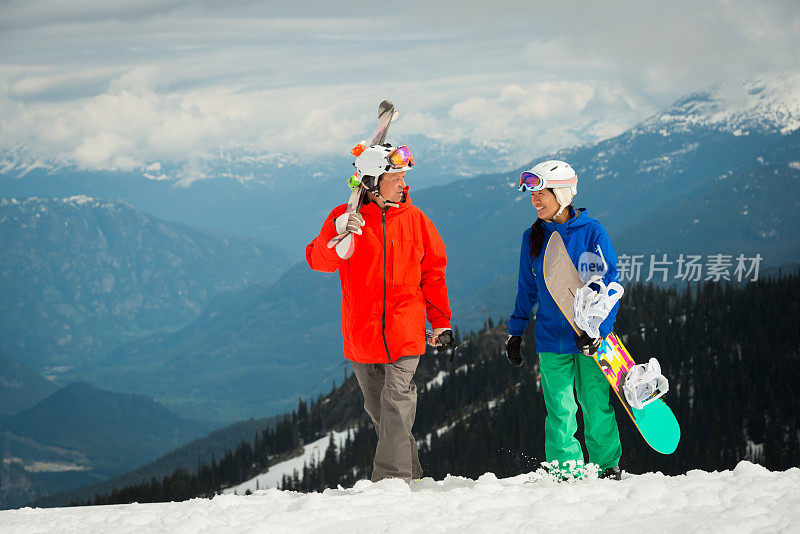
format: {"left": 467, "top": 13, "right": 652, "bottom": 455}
{"left": 630, "top": 395, "right": 681, "bottom": 454}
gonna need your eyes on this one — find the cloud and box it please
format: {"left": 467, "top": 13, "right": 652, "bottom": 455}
{"left": 392, "top": 81, "right": 652, "bottom": 163}
{"left": 516, "top": 0, "right": 800, "bottom": 97}
{"left": 1, "top": 70, "right": 652, "bottom": 175}
{"left": 3, "top": 67, "right": 228, "bottom": 171}
{"left": 0, "top": 0, "right": 191, "bottom": 29}
{"left": 0, "top": 0, "right": 798, "bottom": 176}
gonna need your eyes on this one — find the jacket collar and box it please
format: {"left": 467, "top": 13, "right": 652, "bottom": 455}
{"left": 542, "top": 206, "right": 586, "bottom": 233}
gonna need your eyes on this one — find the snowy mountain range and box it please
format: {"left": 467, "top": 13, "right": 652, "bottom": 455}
{"left": 0, "top": 137, "right": 518, "bottom": 254}
{"left": 0, "top": 133, "right": 519, "bottom": 189}
{"left": 2, "top": 74, "right": 799, "bottom": 254}
{"left": 1, "top": 76, "right": 799, "bottom": 506}
{"left": 422, "top": 147, "right": 798, "bottom": 332}
{"left": 2, "top": 75, "right": 799, "bottom": 417}
{"left": 639, "top": 75, "right": 800, "bottom": 136}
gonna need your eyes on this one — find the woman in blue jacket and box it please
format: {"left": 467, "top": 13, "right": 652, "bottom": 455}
{"left": 505, "top": 160, "right": 622, "bottom": 480}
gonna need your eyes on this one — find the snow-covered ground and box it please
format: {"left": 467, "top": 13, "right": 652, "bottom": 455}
{"left": 2, "top": 461, "right": 798, "bottom": 534}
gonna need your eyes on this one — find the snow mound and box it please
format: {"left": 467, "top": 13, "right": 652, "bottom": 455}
{"left": 2, "top": 461, "right": 798, "bottom": 534}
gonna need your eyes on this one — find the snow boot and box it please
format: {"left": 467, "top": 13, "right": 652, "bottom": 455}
{"left": 598, "top": 466, "right": 621, "bottom": 480}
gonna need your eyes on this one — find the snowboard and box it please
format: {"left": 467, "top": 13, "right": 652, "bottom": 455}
{"left": 327, "top": 100, "right": 398, "bottom": 259}
{"left": 542, "top": 231, "right": 680, "bottom": 454}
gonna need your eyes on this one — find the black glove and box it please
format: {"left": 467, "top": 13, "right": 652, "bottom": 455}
{"left": 576, "top": 332, "right": 601, "bottom": 356}
{"left": 505, "top": 334, "right": 523, "bottom": 367}
{"left": 426, "top": 329, "right": 458, "bottom": 361}
{"left": 436, "top": 329, "right": 456, "bottom": 349}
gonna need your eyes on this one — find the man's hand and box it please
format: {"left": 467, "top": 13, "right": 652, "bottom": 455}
{"left": 505, "top": 334, "right": 523, "bottom": 367}
{"left": 334, "top": 212, "right": 365, "bottom": 235}
{"left": 427, "top": 328, "right": 456, "bottom": 348}
{"left": 576, "top": 332, "right": 602, "bottom": 356}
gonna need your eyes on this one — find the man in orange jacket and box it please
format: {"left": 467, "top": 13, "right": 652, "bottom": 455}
{"left": 306, "top": 143, "right": 452, "bottom": 482}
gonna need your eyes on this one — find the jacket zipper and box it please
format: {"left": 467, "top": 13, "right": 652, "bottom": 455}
{"left": 382, "top": 209, "right": 392, "bottom": 362}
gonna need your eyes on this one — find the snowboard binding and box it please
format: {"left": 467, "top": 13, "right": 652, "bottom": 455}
{"left": 573, "top": 275, "right": 624, "bottom": 339}
{"left": 622, "top": 358, "right": 669, "bottom": 410}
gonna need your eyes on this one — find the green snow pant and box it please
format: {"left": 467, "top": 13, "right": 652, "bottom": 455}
{"left": 538, "top": 352, "right": 622, "bottom": 470}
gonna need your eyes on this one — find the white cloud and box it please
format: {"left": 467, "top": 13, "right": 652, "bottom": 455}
{"left": 2, "top": 73, "right": 650, "bottom": 174}
{"left": 0, "top": 0, "right": 798, "bottom": 177}
{"left": 390, "top": 81, "right": 651, "bottom": 163}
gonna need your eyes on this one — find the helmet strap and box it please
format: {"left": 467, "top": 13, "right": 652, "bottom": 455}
{"left": 364, "top": 180, "right": 400, "bottom": 209}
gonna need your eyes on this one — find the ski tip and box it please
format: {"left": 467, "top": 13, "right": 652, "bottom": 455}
{"left": 326, "top": 233, "right": 346, "bottom": 249}
{"left": 333, "top": 232, "right": 356, "bottom": 259}
{"left": 341, "top": 235, "right": 355, "bottom": 259}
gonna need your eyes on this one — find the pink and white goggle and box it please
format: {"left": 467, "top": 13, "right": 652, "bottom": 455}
{"left": 518, "top": 171, "right": 577, "bottom": 192}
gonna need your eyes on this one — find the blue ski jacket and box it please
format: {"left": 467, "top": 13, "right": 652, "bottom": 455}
{"left": 508, "top": 207, "right": 620, "bottom": 354}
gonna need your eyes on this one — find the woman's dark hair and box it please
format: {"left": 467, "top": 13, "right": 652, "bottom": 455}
{"left": 529, "top": 218, "right": 544, "bottom": 258}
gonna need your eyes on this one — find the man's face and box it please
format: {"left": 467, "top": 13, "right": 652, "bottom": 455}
{"left": 379, "top": 171, "right": 406, "bottom": 203}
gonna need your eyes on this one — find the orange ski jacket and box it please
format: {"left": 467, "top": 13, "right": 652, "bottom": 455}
{"left": 306, "top": 188, "right": 451, "bottom": 364}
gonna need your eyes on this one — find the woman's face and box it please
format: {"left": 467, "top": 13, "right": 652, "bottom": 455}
{"left": 531, "top": 189, "right": 560, "bottom": 220}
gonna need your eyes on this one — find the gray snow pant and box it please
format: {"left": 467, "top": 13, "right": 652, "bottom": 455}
{"left": 351, "top": 355, "right": 422, "bottom": 482}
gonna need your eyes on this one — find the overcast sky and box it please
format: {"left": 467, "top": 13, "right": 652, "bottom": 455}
{"left": 1, "top": 0, "right": 799, "bottom": 175}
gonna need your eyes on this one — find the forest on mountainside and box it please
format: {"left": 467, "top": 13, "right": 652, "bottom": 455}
{"left": 81, "top": 272, "right": 800, "bottom": 504}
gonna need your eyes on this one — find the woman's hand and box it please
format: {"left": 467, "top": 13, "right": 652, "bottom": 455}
{"left": 505, "top": 335, "right": 523, "bottom": 367}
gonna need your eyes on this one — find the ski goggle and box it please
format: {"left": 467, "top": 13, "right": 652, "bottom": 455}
{"left": 387, "top": 145, "right": 414, "bottom": 169}
{"left": 518, "top": 171, "right": 546, "bottom": 192}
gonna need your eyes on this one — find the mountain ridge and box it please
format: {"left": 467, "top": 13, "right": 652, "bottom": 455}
{"left": 0, "top": 381, "right": 211, "bottom": 508}
{"left": 87, "top": 262, "right": 345, "bottom": 423}
{"left": 0, "top": 196, "right": 296, "bottom": 374}
{"left": 0, "top": 351, "right": 58, "bottom": 420}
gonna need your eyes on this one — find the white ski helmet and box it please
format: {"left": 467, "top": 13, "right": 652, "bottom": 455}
{"left": 518, "top": 159, "right": 578, "bottom": 216}
{"left": 353, "top": 143, "right": 414, "bottom": 190}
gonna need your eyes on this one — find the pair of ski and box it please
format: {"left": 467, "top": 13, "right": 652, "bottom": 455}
{"left": 543, "top": 232, "right": 681, "bottom": 455}
{"left": 326, "top": 100, "right": 397, "bottom": 259}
